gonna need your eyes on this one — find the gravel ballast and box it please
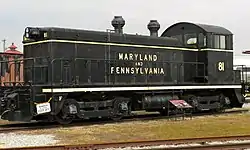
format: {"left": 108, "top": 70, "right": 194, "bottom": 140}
{"left": 0, "top": 133, "right": 59, "bottom": 148}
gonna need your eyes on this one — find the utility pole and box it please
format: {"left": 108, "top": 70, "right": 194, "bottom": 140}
{"left": 2, "top": 39, "right": 6, "bottom": 52}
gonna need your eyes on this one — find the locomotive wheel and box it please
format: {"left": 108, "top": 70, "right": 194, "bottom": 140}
{"left": 55, "top": 99, "right": 78, "bottom": 125}
{"left": 215, "top": 94, "right": 227, "bottom": 113}
{"left": 186, "top": 95, "right": 198, "bottom": 112}
{"left": 111, "top": 99, "right": 131, "bottom": 121}
{"left": 111, "top": 115, "right": 123, "bottom": 121}
{"left": 55, "top": 111, "right": 74, "bottom": 125}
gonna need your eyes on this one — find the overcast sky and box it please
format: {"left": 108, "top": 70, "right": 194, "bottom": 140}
{"left": 1, "top": 0, "right": 250, "bottom": 58}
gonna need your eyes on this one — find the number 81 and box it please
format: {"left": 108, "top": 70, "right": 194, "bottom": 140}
{"left": 218, "top": 62, "right": 225, "bottom": 71}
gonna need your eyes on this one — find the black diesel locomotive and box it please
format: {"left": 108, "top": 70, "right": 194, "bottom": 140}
{"left": 0, "top": 16, "right": 245, "bottom": 124}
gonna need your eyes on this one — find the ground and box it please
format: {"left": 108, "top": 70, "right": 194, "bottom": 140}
{"left": 0, "top": 120, "right": 21, "bottom": 125}
{"left": 9, "top": 111, "right": 250, "bottom": 145}
{"left": 0, "top": 120, "right": 10, "bottom": 124}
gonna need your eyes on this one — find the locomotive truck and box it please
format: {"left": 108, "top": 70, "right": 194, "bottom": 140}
{"left": 0, "top": 16, "right": 246, "bottom": 124}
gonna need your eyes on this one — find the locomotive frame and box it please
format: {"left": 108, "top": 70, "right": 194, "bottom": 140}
{"left": 0, "top": 16, "right": 246, "bottom": 124}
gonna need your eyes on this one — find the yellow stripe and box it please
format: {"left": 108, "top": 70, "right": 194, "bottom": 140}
{"left": 244, "top": 93, "right": 250, "bottom": 97}
{"left": 23, "top": 39, "right": 233, "bottom": 52}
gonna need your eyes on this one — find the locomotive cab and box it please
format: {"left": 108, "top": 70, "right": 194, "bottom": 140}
{"left": 161, "top": 22, "right": 233, "bottom": 50}
{"left": 161, "top": 22, "right": 237, "bottom": 85}
{"left": 161, "top": 22, "right": 244, "bottom": 108}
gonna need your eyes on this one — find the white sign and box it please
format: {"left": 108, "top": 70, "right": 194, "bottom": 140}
{"left": 36, "top": 102, "right": 51, "bottom": 114}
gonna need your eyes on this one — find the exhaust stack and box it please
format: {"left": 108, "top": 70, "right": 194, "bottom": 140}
{"left": 147, "top": 20, "right": 160, "bottom": 37}
{"left": 111, "top": 16, "right": 125, "bottom": 34}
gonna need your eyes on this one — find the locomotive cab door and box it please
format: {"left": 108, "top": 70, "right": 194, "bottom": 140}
{"left": 51, "top": 58, "right": 73, "bottom": 85}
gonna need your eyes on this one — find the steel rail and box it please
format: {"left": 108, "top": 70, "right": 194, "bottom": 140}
{"left": 0, "top": 109, "right": 248, "bottom": 133}
{"left": 1, "top": 135, "right": 250, "bottom": 150}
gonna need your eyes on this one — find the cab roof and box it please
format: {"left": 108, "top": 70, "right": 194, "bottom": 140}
{"left": 161, "top": 22, "right": 232, "bottom": 36}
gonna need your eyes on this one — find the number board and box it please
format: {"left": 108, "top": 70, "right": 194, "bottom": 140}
{"left": 217, "top": 61, "right": 225, "bottom": 71}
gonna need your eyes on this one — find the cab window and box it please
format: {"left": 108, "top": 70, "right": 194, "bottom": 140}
{"left": 184, "top": 33, "right": 207, "bottom": 48}
{"left": 214, "top": 35, "right": 226, "bottom": 49}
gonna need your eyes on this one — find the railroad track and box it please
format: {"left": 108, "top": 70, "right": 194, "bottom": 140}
{"left": 1, "top": 135, "right": 250, "bottom": 149}
{"left": 0, "top": 108, "right": 248, "bottom": 133}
